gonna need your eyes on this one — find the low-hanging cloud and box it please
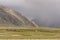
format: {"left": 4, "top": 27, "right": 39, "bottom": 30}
{"left": 0, "top": 0, "right": 60, "bottom": 27}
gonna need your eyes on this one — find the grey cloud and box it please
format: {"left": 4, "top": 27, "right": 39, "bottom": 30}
{"left": 0, "top": 0, "right": 60, "bottom": 27}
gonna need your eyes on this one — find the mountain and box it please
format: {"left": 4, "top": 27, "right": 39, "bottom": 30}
{"left": 0, "top": 5, "right": 38, "bottom": 27}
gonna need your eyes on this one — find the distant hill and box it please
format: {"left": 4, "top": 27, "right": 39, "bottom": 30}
{"left": 0, "top": 5, "right": 38, "bottom": 27}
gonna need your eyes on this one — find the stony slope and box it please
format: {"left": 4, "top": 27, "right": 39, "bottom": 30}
{"left": 0, "top": 5, "right": 38, "bottom": 27}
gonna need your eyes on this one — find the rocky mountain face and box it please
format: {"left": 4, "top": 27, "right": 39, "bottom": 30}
{"left": 0, "top": 5, "right": 38, "bottom": 27}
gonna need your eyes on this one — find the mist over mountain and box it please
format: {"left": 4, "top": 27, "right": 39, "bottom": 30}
{"left": 0, "top": 5, "right": 38, "bottom": 27}
{"left": 0, "top": 0, "right": 60, "bottom": 27}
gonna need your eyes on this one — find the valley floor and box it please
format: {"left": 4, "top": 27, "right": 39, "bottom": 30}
{"left": 0, "top": 27, "right": 60, "bottom": 39}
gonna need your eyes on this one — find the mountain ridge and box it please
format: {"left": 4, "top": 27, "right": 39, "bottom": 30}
{"left": 0, "top": 5, "right": 38, "bottom": 27}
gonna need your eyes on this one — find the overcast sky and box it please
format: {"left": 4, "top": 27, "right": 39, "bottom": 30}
{"left": 0, "top": 0, "right": 60, "bottom": 27}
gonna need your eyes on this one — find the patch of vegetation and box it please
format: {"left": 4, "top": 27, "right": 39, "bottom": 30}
{"left": 0, "top": 27, "right": 60, "bottom": 39}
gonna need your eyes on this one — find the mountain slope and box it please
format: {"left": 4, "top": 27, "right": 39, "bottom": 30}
{"left": 0, "top": 5, "right": 38, "bottom": 27}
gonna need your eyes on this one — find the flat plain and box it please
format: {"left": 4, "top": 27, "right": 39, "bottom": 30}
{"left": 0, "top": 27, "right": 60, "bottom": 39}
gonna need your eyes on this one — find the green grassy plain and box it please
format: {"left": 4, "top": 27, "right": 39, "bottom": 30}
{"left": 0, "top": 27, "right": 60, "bottom": 39}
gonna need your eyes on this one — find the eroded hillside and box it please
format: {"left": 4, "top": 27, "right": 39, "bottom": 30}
{"left": 0, "top": 5, "right": 38, "bottom": 27}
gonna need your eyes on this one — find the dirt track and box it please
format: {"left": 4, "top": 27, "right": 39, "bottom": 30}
{"left": 0, "top": 39, "right": 60, "bottom": 40}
